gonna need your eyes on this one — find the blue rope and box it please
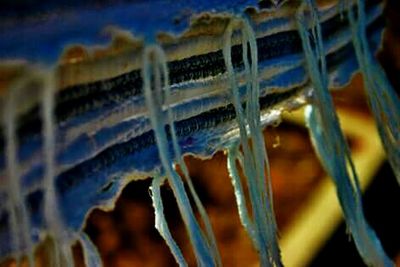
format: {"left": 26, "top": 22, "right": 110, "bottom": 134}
{"left": 348, "top": 0, "right": 400, "bottom": 184}
{"left": 297, "top": 1, "right": 393, "bottom": 266}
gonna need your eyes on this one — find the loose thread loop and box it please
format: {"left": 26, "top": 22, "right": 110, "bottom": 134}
{"left": 348, "top": 0, "right": 400, "bottom": 184}
{"left": 223, "top": 17, "right": 282, "bottom": 267}
{"left": 142, "top": 45, "right": 215, "bottom": 267}
{"left": 297, "top": 1, "right": 393, "bottom": 266}
{"left": 42, "top": 70, "right": 76, "bottom": 267}
{"left": 156, "top": 45, "right": 222, "bottom": 266}
{"left": 3, "top": 71, "right": 35, "bottom": 267}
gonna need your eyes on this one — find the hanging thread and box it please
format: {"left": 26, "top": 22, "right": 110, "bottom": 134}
{"left": 142, "top": 45, "right": 217, "bottom": 266}
{"left": 223, "top": 18, "right": 282, "bottom": 267}
{"left": 3, "top": 73, "right": 35, "bottom": 267}
{"left": 347, "top": 0, "right": 400, "bottom": 184}
{"left": 297, "top": 1, "right": 393, "bottom": 266}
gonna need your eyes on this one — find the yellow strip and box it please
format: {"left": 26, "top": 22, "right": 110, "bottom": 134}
{"left": 279, "top": 108, "right": 385, "bottom": 267}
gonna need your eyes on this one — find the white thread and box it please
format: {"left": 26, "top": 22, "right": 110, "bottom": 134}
{"left": 348, "top": 0, "right": 400, "bottom": 184}
{"left": 154, "top": 45, "right": 222, "bottom": 266}
{"left": 142, "top": 45, "right": 214, "bottom": 267}
{"left": 297, "top": 1, "right": 392, "bottom": 266}
{"left": 223, "top": 18, "right": 281, "bottom": 267}
{"left": 226, "top": 144, "right": 257, "bottom": 247}
{"left": 3, "top": 72, "right": 35, "bottom": 267}
{"left": 151, "top": 176, "right": 187, "bottom": 267}
{"left": 42, "top": 71, "right": 74, "bottom": 267}
{"left": 79, "top": 233, "right": 103, "bottom": 267}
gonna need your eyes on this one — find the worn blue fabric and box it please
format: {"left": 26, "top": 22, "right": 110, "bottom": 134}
{"left": 0, "top": 0, "right": 396, "bottom": 266}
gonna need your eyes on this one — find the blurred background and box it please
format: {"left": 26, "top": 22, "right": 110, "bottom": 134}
{"left": 78, "top": 1, "right": 400, "bottom": 266}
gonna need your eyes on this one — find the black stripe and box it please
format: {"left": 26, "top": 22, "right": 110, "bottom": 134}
{"left": 55, "top": 87, "right": 300, "bottom": 194}
{"left": 0, "top": 2, "right": 384, "bottom": 155}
